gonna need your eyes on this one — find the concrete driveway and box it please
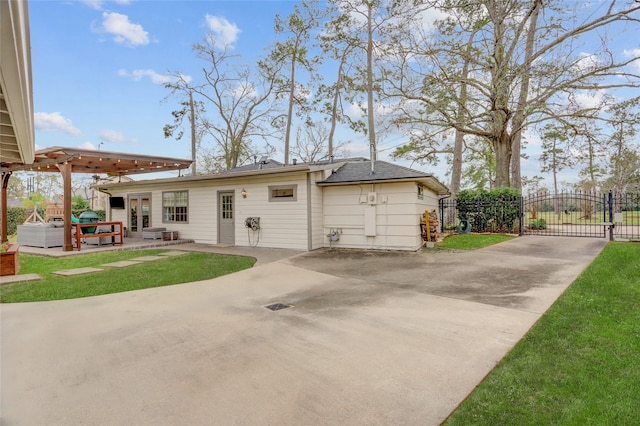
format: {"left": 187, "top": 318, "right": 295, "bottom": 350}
{"left": 0, "top": 236, "right": 607, "bottom": 425}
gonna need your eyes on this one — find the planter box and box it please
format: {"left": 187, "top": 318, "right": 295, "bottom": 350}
{"left": 162, "top": 231, "right": 179, "bottom": 241}
{"left": 0, "top": 243, "right": 20, "bottom": 276}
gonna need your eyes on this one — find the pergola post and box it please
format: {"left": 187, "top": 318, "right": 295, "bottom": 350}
{"left": 57, "top": 163, "right": 74, "bottom": 251}
{"left": 1, "top": 171, "right": 12, "bottom": 243}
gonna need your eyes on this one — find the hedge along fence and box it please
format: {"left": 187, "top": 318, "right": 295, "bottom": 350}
{"left": 457, "top": 188, "right": 521, "bottom": 233}
{"left": 2, "top": 207, "right": 106, "bottom": 236}
{"left": 452, "top": 188, "right": 521, "bottom": 233}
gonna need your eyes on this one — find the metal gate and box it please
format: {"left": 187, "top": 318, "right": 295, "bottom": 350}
{"left": 522, "top": 191, "right": 609, "bottom": 238}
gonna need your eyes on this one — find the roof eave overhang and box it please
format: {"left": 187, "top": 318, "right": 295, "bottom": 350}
{"left": 0, "top": 0, "right": 35, "bottom": 165}
{"left": 98, "top": 164, "right": 312, "bottom": 189}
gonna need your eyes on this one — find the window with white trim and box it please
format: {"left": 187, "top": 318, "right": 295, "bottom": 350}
{"left": 269, "top": 184, "right": 297, "bottom": 202}
{"left": 163, "top": 190, "right": 188, "bottom": 222}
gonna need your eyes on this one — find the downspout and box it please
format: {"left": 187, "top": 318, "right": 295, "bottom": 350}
{"left": 96, "top": 186, "right": 112, "bottom": 221}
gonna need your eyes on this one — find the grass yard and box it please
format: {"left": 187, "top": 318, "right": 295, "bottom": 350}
{"left": 444, "top": 242, "right": 640, "bottom": 425}
{"left": 0, "top": 249, "right": 256, "bottom": 303}
{"left": 527, "top": 210, "right": 640, "bottom": 225}
{"left": 437, "top": 233, "right": 516, "bottom": 250}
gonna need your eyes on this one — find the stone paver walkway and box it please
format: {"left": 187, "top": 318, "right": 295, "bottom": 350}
{"left": 52, "top": 267, "right": 104, "bottom": 277}
{"left": 50, "top": 251, "right": 183, "bottom": 276}
{"left": 0, "top": 273, "right": 41, "bottom": 286}
{"left": 157, "top": 251, "right": 186, "bottom": 257}
{"left": 129, "top": 255, "right": 167, "bottom": 262}
{"left": 100, "top": 260, "right": 143, "bottom": 268}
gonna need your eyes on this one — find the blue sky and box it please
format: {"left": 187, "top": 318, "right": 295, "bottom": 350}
{"left": 30, "top": 1, "right": 288, "bottom": 163}
{"left": 28, "top": 0, "right": 640, "bottom": 188}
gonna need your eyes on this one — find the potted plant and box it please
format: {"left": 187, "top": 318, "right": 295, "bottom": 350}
{"left": 0, "top": 242, "right": 20, "bottom": 276}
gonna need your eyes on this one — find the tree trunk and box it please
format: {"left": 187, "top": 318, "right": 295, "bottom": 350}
{"left": 510, "top": 0, "right": 540, "bottom": 191}
{"left": 284, "top": 48, "right": 298, "bottom": 165}
{"left": 328, "top": 51, "right": 347, "bottom": 158}
{"left": 450, "top": 29, "right": 476, "bottom": 197}
{"left": 493, "top": 135, "right": 512, "bottom": 188}
{"left": 366, "top": 4, "right": 376, "bottom": 166}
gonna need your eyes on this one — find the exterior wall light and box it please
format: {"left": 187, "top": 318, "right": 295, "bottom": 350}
{"left": 241, "top": 188, "right": 248, "bottom": 198}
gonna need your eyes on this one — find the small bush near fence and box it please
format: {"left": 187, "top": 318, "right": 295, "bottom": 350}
{"left": 454, "top": 188, "right": 521, "bottom": 233}
{"left": 529, "top": 218, "right": 547, "bottom": 230}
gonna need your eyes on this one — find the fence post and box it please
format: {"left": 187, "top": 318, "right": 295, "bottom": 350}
{"left": 608, "top": 191, "right": 614, "bottom": 241}
{"left": 519, "top": 196, "right": 524, "bottom": 236}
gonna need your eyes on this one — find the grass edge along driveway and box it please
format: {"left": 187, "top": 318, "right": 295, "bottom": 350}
{"left": 444, "top": 242, "right": 640, "bottom": 425}
{"left": 0, "top": 250, "right": 256, "bottom": 303}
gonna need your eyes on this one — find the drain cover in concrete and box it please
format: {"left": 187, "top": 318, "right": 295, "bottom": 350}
{"left": 129, "top": 256, "right": 167, "bottom": 262}
{"left": 158, "top": 251, "right": 187, "bottom": 257}
{"left": 264, "top": 303, "right": 292, "bottom": 311}
{"left": 53, "top": 267, "right": 104, "bottom": 276}
{"left": 101, "top": 261, "right": 143, "bottom": 268}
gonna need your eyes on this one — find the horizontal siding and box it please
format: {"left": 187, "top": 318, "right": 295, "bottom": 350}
{"left": 108, "top": 172, "right": 310, "bottom": 250}
{"left": 106, "top": 173, "right": 443, "bottom": 251}
{"left": 322, "top": 182, "right": 438, "bottom": 250}
{"left": 309, "top": 172, "right": 324, "bottom": 250}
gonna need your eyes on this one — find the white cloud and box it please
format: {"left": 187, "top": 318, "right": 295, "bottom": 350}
{"left": 99, "top": 129, "right": 134, "bottom": 143}
{"left": 205, "top": 15, "right": 240, "bottom": 48}
{"left": 117, "top": 68, "right": 192, "bottom": 85}
{"left": 81, "top": 0, "right": 131, "bottom": 10}
{"left": 34, "top": 112, "right": 82, "bottom": 136}
{"left": 78, "top": 141, "right": 97, "bottom": 150}
{"left": 623, "top": 48, "right": 640, "bottom": 72}
{"left": 573, "top": 52, "right": 601, "bottom": 73}
{"left": 98, "top": 12, "right": 149, "bottom": 47}
{"left": 572, "top": 89, "right": 608, "bottom": 109}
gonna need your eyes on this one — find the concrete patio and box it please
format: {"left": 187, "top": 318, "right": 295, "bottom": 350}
{"left": 0, "top": 236, "right": 607, "bottom": 425}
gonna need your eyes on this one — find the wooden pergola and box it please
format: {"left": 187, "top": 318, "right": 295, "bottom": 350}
{"left": 1, "top": 146, "right": 192, "bottom": 251}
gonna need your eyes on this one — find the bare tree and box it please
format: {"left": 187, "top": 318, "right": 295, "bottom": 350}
{"left": 165, "top": 38, "right": 281, "bottom": 172}
{"left": 269, "top": 0, "right": 326, "bottom": 164}
{"left": 291, "top": 121, "right": 349, "bottom": 163}
{"left": 386, "top": 0, "right": 640, "bottom": 188}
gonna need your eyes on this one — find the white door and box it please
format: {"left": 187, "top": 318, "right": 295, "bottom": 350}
{"left": 218, "top": 192, "right": 235, "bottom": 244}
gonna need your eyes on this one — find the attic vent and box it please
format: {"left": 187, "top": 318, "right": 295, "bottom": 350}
{"left": 264, "top": 303, "right": 292, "bottom": 312}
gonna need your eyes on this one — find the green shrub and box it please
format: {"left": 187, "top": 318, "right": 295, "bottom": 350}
{"left": 529, "top": 218, "right": 547, "bottom": 230}
{"left": 4, "top": 206, "right": 44, "bottom": 235}
{"left": 456, "top": 188, "right": 521, "bottom": 233}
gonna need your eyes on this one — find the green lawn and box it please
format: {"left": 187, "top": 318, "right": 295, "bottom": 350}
{"left": 437, "top": 233, "right": 516, "bottom": 250}
{"left": 528, "top": 210, "right": 640, "bottom": 225}
{"left": 444, "top": 242, "right": 640, "bottom": 425}
{"left": 0, "top": 249, "right": 256, "bottom": 303}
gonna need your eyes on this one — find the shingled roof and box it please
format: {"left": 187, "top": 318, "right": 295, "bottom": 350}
{"left": 318, "top": 160, "right": 449, "bottom": 195}
{"left": 224, "top": 158, "right": 284, "bottom": 172}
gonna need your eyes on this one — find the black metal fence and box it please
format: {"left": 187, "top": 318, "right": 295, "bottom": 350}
{"left": 439, "top": 191, "right": 640, "bottom": 241}
{"left": 522, "top": 191, "right": 608, "bottom": 238}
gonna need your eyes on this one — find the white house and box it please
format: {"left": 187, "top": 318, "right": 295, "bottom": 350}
{"left": 98, "top": 158, "right": 449, "bottom": 251}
